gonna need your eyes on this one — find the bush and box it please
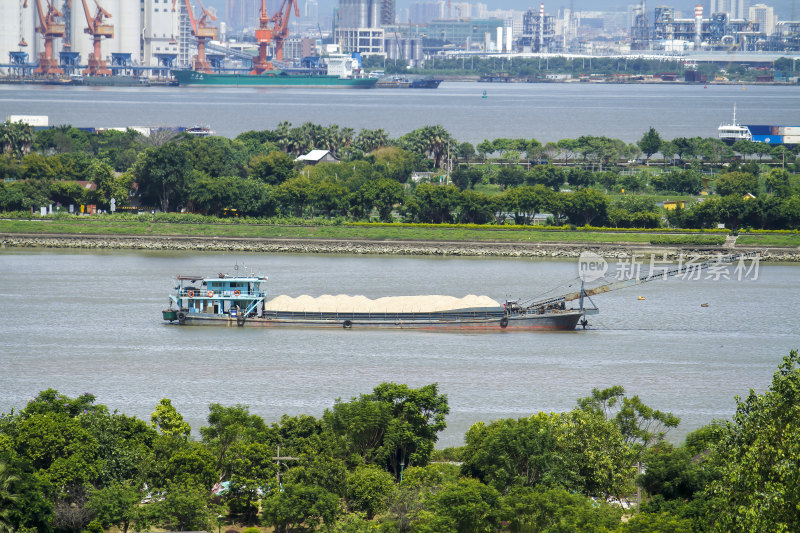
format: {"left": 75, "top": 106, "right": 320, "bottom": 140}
{"left": 649, "top": 235, "right": 726, "bottom": 246}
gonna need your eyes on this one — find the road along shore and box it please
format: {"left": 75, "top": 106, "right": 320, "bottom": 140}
{"left": 2, "top": 232, "right": 797, "bottom": 262}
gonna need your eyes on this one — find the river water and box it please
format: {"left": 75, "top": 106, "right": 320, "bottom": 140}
{"left": 1, "top": 82, "right": 798, "bottom": 143}
{"left": 1, "top": 250, "right": 797, "bottom": 446}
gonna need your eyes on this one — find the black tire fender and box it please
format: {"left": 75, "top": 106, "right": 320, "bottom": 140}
{"left": 500, "top": 317, "right": 509, "bottom": 329}
{"left": 177, "top": 312, "right": 186, "bottom": 325}
{"left": 343, "top": 319, "right": 353, "bottom": 329}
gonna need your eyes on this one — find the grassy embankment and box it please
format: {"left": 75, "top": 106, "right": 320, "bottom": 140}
{"left": 0, "top": 217, "right": 748, "bottom": 246}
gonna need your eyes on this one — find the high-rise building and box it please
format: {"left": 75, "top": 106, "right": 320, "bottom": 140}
{"left": 380, "top": 0, "right": 395, "bottom": 25}
{"left": 710, "top": 0, "right": 745, "bottom": 20}
{"left": 748, "top": 3, "right": 777, "bottom": 35}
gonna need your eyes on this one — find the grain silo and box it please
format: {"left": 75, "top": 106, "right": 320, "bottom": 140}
{"left": 0, "top": 1, "right": 36, "bottom": 75}
{"left": 70, "top": 0, "right": 143, "bottom": 68}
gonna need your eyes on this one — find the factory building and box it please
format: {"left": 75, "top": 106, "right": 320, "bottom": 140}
{"left": 652, "top": 6, "right": 762, "bottom": 50}
{"left": 519, "top": 4, "right": 556, "bottom": 52}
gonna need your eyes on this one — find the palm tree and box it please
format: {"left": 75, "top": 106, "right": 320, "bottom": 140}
{"left": 274, "top": 121, "right": 292, "bottom": 152}
{"left": 0, "top": 460, "right": 20, "bottom": 533}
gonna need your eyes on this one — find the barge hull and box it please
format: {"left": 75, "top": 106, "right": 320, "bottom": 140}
{"left": 167, "top": 311, "right": 584, "bottom": 331}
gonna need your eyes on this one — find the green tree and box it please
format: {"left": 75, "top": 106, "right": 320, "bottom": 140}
{"left": 637, "top": 127, "right": 662, "bottom": 165}
{"left": 715, "top": 171, "right": 758, "bottom": 197}
{"left": 200, "top": 403, "right": 266, "bottom": 477}
{"left": 131, "top": 143, "right": 191, "bottom": 211}
{"left": 345, "top": 465, "right": 397, "bottom": 519}
{"left": 502, "top": 486, "right": 623, "bottom": 533}
{"left": 261, "top": 484, "right": 339, "bottom": 533}
{"left": 563, "top": 189, "right": 609, "bottom": 226}
{"left": 150, "top": 399, "right": 191, "bottom": 439}
{"left": 86, "top": 483, "right": 143, "bottom": 533}
{"left": 247, "top": 150, "right": 296, "bottom": 185}
{"left": 461, "top": 414, "right": 563, "bottom": 492}
{"left": 415, "top": 477, "right": 501, "bottom": 533}
{"left": 152, "top": 481, "right": 213, "bottom": 531}
{"left": 405, "top": 183, "right": 459, "bottom": 223}
{"left": 706, "top": 350, "right": 800, "bottom": 533}
{"left": 0, "top": 121, "right": 34, "bottom": 159}
{"left": 0, "top": 461, "right": 20, "bottom": 533}
{"left": 526, "top": 165, "right": 564, "bottom": 191}
{"left": 325, "top": 383, "right": 449, "bottom": 477}
{"left": 764, "top": 168, "right": 791, "bottom": 197}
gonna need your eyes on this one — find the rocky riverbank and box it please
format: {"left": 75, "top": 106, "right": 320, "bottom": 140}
{"left": 2, "top": 232, "right": 799, "bottom": 261}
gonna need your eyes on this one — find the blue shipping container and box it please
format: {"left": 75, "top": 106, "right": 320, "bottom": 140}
{"left": 752, "top": 134, "right": 783, "bottom": 144}
{"left": 746, "top": 125, "right": 772, "bottom": 135}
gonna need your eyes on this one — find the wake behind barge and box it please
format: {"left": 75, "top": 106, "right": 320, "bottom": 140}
{"left": 161, "top": 252, "right": 758, "bottom": 331}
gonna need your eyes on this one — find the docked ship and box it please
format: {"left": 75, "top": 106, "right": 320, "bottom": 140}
{"left": 172, "top": 55, "right": 377, "bottom": 88}
{"left": 161, "top": 252, "right": 758, "bottom": 331}
{"left": 718, "top": 106, "right": 800, "bottom": 145}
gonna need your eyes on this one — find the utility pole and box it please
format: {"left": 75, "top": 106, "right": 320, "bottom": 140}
{"left": 272, "top": 445, "right": 299, "bottom": 488}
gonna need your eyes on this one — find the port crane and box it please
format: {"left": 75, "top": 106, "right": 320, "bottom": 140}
{"left": 250, "top": 0, "right": 273, "bottom": 74}
{"left": 249, "top": 0, "right": 299, "bottom": 74}
{"left": 79, "top": 0, "right": 113, "bottom": 76}
{"left": 172, "top": 0, "right": 217, "bottom": 73}
{"left": 271, "top": 0, "right": 300, "bottom": 64}
{"left": 33, "top": 0, "right": 66, "bottom": 75}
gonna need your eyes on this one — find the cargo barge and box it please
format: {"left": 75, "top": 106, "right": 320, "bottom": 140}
{"left": 161, "top": 271, "right": 588, "bottom": 331}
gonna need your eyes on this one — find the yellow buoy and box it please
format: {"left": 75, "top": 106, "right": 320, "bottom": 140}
{"left": 638, "top": 296, "right": 646, "bottom": 300}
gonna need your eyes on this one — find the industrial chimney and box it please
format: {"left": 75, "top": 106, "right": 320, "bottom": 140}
{"left": 694, "top": 4, "right": 703, "bottom": 50}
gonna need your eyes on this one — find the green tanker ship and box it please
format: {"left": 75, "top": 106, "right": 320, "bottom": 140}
{"left": 172, "top": 69, "right": 377, "bottom": 88}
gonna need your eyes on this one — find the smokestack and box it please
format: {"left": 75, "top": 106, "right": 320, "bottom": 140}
{"left": 539, "top": 3, "right": 545, "bottom": 52}
{"left": 694, "top": 4, "right": 703, "bottom": 49}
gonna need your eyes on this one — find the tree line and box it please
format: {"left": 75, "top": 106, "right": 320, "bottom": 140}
{"left": 1, "top": 121, "right": 799, "bottom": 230}
{"left": 2, "top": 351, "right": 800, "bottom": 532}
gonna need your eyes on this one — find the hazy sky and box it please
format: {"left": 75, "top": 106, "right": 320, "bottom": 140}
{"left": 202, "top": 0, "right": 796, "bottom": 21}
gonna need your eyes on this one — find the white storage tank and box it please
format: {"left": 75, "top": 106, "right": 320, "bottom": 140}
{"left": 0, "top": 1, "right": 36, "bottom": 75}
{"left": 70, "top": 0, "right": 142, "bottom": 66}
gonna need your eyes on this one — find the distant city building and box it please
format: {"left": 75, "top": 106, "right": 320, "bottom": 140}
{"left": 409, "top": 1, "right": 445, "bottom": 24}
{"left": 423, "top": 18, "right": 503, "bottom": 48}
{"left": 282, "top": 36, "right": 317, "bottom": 59}
{"left": 710, "top": 0, "right": 745, "bottom": 20}
{"left": 748, "top": 4, "right": 777, "bottom": 35}
{"left": 380, "top": 0, "right": 396, "bottom": 25}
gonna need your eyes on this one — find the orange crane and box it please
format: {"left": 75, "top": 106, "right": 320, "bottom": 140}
{"left": 250, "top": 0, "right": 273, "bottom": 74}
{"left": 270, "top": 0, "right": 300, "bottom": 64}
{"left": 172, "top": 0, "right": 217, "bottom": 73}
{"left": 80, "top": 0, "right": 113, "bottom": 76}
{"left": 33, "top": 0, "right": 66, "bottom": 75}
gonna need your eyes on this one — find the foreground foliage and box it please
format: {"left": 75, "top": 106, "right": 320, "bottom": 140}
{"left": 1, "top": 352, "right": 799, "bottom": 532}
